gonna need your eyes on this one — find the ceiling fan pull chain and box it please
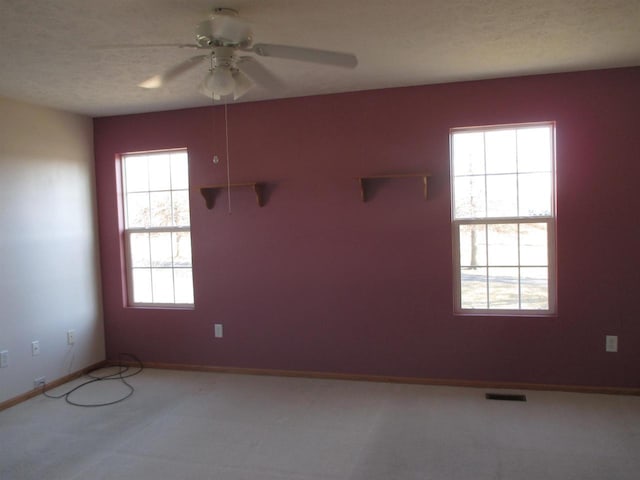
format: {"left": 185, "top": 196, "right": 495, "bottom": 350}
{"left": 210, "top": 93, "right": 220, "bottom": 165}
{"left": 224, "top": 103, "right": 232, "bottom": 215}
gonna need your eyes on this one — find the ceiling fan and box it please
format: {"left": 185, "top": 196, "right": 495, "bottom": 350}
{"left": 138, "top": 7, "right": 358, "bottom": 100}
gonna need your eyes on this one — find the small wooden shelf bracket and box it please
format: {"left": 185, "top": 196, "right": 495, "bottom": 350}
{"left": 199, "top": 182, "right": 265, "bottom": 209}
{"left": 357, "top": 173, "right": 431, "bottom": 202}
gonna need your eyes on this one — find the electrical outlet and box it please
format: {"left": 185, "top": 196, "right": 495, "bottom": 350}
{"left": 31, "top": 340, "right": 40, "bottom": 356}
{"left": 214, "top": 323, "right": 223, "bottom": 338}
{"left": 605, "top": 335, "right": 618, "bottom": 352}
{"left": 34, "top": 376, "right": 46, "bottom": 389}
{"left": 0, "top": 350, "right": 8, "bottom": 368}
{"left": 67, "top": 329, "right": 75, "bottom": 345}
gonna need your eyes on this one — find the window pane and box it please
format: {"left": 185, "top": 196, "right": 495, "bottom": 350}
{"left": 172, "top": 190, "right": 190, "bottom": 227}
{"left": 485, "top": 129, "right": 516, "bottom": 174}
{"left": 520, "top": 267, "right": 549, "bottom": 309}
{"left": 487, "top": 224, "right": 518, "bottom": 266}
{"left": 150, "top": 232, "right": 172, "bottom": 268}
{"left": 461, "top": 267, "right": 487, "bottom": 309}
{"left": 454, "top": 176, "right": 486, "bottom": 218}
{"left": 171, "top": 152, "right": 189, "bottom": 189}
{"left": 126, "top": 193, "right": 149, "bottom": 228}
{"left": 173, "top": 232, "right": 192, "bottom": 267}
{"left": 125, "top": 155, "right": 148, "bottom": 192}
{"left": 517, "top": 126, "right": 552, "bottom": 173}
{"left": 459, "top": 224, "right": 487, "bottom": 267}
{"left": 519, "top": 172, "right": 552, "bottom": 216}
{"left": 453, "top": 132, "right": 485, "bottom": 175}
{"left": 150, "top": 191, "right": 173, "bottom": 227}
{"left": 151, "top": 268, "right": 174, "bottom": 303}
{"left": 488, "top": 267, "right": 519, "bottom": 309}
{"left": 129, "top": 233, "right": 150, "bottom": 267}
{"left": 148, "top": 154, "right": 171, "bottom": 191}
{"left": 520, "top": 223, "right": 548, "bottom": 266}
{"left": 131, "top": 268, "right": 152, "bottom": 303}
{"left": 174, "top": 268, "right": 194, "bottom": 304}
{"left": 486, "top": 174, "right": 517, "bottom": 217}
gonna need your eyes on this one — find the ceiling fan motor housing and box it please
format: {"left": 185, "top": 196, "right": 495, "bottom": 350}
{"left": 195, "top": 20, "right": 218, "bottom": 47}
{"left": 195, "top": 8, "right": 252, "bottom": 48}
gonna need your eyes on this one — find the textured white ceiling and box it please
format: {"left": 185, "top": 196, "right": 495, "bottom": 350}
{"left": 1, "top": 0, "right": 639, "bottom": 117}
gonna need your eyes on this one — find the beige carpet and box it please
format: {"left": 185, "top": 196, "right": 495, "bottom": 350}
{"left": 1, "top": 368, "right": 639, "bottom": 479}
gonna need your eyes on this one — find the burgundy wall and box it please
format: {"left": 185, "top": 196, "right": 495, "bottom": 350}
{"left": 94, "top": 67, "right": 640, "bottom": 388}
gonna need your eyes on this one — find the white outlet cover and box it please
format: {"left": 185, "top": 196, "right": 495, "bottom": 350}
{"left": 214, "top": 324, "right": 223, "bottom": 338}
{"left": 605, "top": 335, "right": 618, "bottom": 352}
{"left": 0, "top": 350, "right": 8, "bottom": 368}
{"left": 31, "top": 341, "right": 40, "bottom": 356}
{"left": 67, "top": 329, "right": 75, "bottom": 345}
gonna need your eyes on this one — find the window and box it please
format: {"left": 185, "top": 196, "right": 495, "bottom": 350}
{"left": 450, "top": 123, "right": 555, "bottom": 314}
{"left": 121, "top": 149, "right": 194, "bottom": 306}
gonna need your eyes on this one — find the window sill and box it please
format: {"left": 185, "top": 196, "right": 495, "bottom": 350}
{"left": 453, "top": 311, "right": 557, "bottom": 319}
{"left": 126, "top": 304, "right": 195, "bottom": 311}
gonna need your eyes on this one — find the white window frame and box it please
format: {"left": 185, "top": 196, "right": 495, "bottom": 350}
{"left": 450, "top": 122, "right": 557, "bottom": 315}
{"left": 121, "top": 149, "right": 194, "bottom": 308}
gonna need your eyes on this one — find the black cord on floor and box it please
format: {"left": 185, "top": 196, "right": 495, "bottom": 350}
{"left": 43, "top": 353, "right": 144, "bottom": 407}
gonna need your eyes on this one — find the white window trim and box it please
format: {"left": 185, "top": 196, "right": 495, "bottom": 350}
{"left": 450, "top": 122, "right": 557, "bottom": 316}
{"left": 121, "top": 149, "right": 194, "bottom": 308}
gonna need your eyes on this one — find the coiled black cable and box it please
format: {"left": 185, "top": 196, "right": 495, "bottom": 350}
{"left": 43, "top": 353, "right": 143, "bottom": 407}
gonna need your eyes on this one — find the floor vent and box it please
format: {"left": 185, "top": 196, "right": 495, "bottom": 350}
{"left": 485, "top": 393, "right": 527, "bottom": 402}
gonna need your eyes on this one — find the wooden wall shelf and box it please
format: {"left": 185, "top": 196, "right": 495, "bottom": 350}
{"left": 357, "top": 173, "right": 431, "bottom": 201}
{"left": 199, "top": 183, "right": 264, "bottom": 209}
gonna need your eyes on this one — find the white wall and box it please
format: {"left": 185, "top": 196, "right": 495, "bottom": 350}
{"left": 0, "top": 96, "right": 104, "bottom": 404}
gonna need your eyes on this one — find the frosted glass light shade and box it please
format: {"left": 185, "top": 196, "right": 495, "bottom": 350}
{"left": 207, "top": 66, "right": 234, "bottom": 96}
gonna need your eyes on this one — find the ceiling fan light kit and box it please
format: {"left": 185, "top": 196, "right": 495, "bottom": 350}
{"left": 135, "top": 7, "right": 358, "bottom": 101}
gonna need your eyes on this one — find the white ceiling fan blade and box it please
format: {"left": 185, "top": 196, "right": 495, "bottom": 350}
{"left": 250, "top": 43, "right": 358, "bottom": 68}
{"left": 232, "top": 70, "right": 253, "bottom": 100}
{"left": 236, "top": 57, "right": 283, "bottom": 90}
{"left": 138, "top": 55, "right": 208, "bottom": 89}
{"left": 95, "top": 43, "right": 200, "bottom": 50}
{"left": 210, "top": 14, "right": 252, "bottom": 44}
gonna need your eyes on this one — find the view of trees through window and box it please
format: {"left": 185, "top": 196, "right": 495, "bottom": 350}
{"left": 122, "top": 150, "right": 194, "bottom": 305}
{"left": 451, "top": 124, "right": 555, "bottom": 312}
